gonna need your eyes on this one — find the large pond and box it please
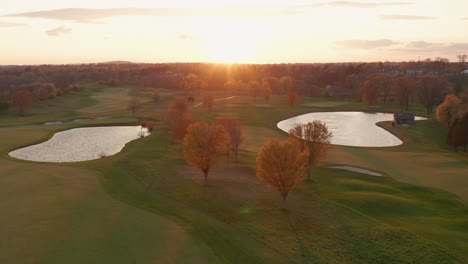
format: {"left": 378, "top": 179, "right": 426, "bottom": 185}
{"left": 277, "top": 112, "right": 426, "bottom": 147}
{"left": 9, "top": 126, "right": 149, "bottom": 162}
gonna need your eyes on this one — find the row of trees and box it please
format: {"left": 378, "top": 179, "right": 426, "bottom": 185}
{"left": 2, "top": 59, "right": 466, "bottom": 112}
{"left": 362, "top": 74, "right": 452, "bottom": 113}
{"left": 0, "top": 82, "right": 81, "bottom": 115}
{"left": 436, "top": 93, "right": 468, "bottom": 151}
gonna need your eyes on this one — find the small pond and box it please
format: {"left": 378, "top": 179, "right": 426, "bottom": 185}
{"left": 277, "top": 112, "right": 426, "bottom": 147}
{"left": 9, "top": 126, "right": 149, "bottom": 162}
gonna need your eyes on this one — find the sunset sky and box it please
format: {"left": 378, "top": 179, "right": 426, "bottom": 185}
{"left": 1, "top": 0, "right": 467, "bottom": 64}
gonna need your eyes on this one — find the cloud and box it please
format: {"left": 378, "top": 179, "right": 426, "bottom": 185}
{"left": 0, "top": 21, "right": 24, "bottom": 27}
{"left": 445, "top": 43, "right": 468, "bottom": 51}
{"left": 463, "top": 18, "right": 468, "bottom": 20}
{"left": 178, "top": 34, "right": 192, "bottom": 40}
{"left": 4, "top": 3, "right": 413, "bottom": 23}
{"left": 335, "top": 39, "right": 399, "bottom": 49}
{"left": 380, "top": 14, "right": 436, "bottom": 20}
{"left": 406, "top": 41, "right": 438, "bottom": 48}
{"left": 311, "top": 1, "right": 411, "bottom": 8}
{"left": 46, "top": 26, "right": 72, "bottom": 36}
{"left": 390, "top": 41, "right": 468, "bottom": 56}
{"left": 4, "top": 7, "right": 299, "bottom": 22}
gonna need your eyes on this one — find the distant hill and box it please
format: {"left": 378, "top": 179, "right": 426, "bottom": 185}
{"left": 97, "top": 61, "right": 135, "bottom": 65}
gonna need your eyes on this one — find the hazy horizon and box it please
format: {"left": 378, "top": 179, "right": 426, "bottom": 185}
{"left": 1, "top": 0, "right": 467, "bottom": 65}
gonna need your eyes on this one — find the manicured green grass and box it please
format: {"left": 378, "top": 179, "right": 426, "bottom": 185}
{"left": 0, "top": 85, "right": 466, "bottom": 263}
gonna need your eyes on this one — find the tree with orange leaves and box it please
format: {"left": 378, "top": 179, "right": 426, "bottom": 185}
{"left": 288, "top": 121, "right": 333, "bottom": 181}
{"left": 184, "top": 122, "right": 231, "bottom": 185}
{"left": 262, "top": 80, "right": 272, "bottom": 103}
{"left": 287, "top": 92, "right": 298, "bottom": 106}
{"left": 256, "top": 138, "right": 309, "bottom": 207}
{"left": 173, "top": 115, "right": 192, "bottom": 142}
{"left": 164, "top": 98, "right": 190, "bottom": 142}
{"left": 127, "top": 97, "right": 142, "bottom": 116}
{"left": 11, "top": 90, "right": 33, "bottom": 116}
{"left": 436, "top": 94, "right": 462, "bottom": 126}
{"left": 248, "top": 80, "right": 260, "bottom": 102}
{"left": 203, "top": 95, "right": 215, "bottom": 112}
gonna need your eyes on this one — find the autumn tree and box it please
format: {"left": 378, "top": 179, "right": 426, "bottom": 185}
{"left": 224, "top": 80, "right": 237, "bottom": 96}
{"left": 363, "top": 74, "right": 396, "bottom": 105}
{"left": 287, "top": 92, "right": 298, "bottom": 106}
{"left": 146, "top": 121, "right": 155, "bottom": 132}
{"left": 248, "top": 80, "right": 260, "bottom": 102}
{"left": 153, "top": 91, "right": 160, "bottom": 103}
{"left": 436, "top": 94, "right": 462, "bottom": 126}
{"left": 447, "top": 111, "right": 468, "bottom": 152}
{"left": 262, "top": 80, "right": 272, "bottom": 103}
{"left": 127, "top": 97, "right": 142, "bottom": 116}
{"left": 362, "top": 79, "right": 379, "bottom": 105}
{"left": 344, "top": 74, "right": 362, "bottom": 101}
{"left": 256, "top": 139, "right": 309, "bottom": 207}
{"left": 419, "top": 74, "right": 450, "bottom": 114}
{"left": 288, "top": 121, "right": 333, "bottom": 181}
{"left": 11, "top": 90, "right": 33, "bottom": 116}
{"left": 180, "top": 74, "right": 199, "bottom": 94}
{"left": 280, "top": 76, "right": 295, "bottom": 94}
{"left": 184, "top": 122, "right": 231, "bottom": 185}
{"left": 203, "top": 95, "right": 215, "bottom": 112}
{"left": 173, "top": 115, "right": 192, "bottom": 142}
{"left": 193, "top": 79, "right": 205, "bottom": 95}
{"left": 396, "top": 76, "right": 417, "bottom": 111}
{"left": 215, "top": 117, "right": 243, "bottom": 161}
{"left": 164, "top": 98, "right": 190, "bottom": 142}
{"left": 187, "top": 96, "right": 195, "bottom": 104}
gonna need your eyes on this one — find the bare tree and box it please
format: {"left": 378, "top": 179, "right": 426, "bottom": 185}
{"left": 215, "top": 117, "right": 244, "bottom": 161}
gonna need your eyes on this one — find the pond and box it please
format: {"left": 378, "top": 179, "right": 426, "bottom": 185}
{"left": 277, "top": 112, "right": 426, "bottom": 147}
{"left": 9, "top": 126, "right": 149, "bottom": 162}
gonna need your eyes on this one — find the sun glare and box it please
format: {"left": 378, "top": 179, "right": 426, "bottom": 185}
{"left": 199, "top": 18, "right": 260, "bottom": 63}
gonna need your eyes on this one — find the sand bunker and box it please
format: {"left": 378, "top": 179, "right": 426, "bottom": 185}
{"left": 329, "top": 165, "right": 382, "bottom": 176}
{"left": 43, "top": 121, "right": 63, "bottom": 126}
{"left": 9, "top": 126, "right": 149, "bottom": 162}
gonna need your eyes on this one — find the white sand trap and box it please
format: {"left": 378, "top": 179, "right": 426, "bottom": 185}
{"left": 329, "top": 165, "right": 382, "bottom": 176}
{"left": 9, "top": 126, "right": 149, "bottom": 163}
{"left": 43, "top": 121, "right": 63, "bottom": 126}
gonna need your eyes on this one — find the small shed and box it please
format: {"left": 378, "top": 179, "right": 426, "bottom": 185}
{"left": 394, "top": 113, "right": 415, "bottom": 125}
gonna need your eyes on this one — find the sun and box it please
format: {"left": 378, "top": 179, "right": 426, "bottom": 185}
{"left": 199, "top": 18, "right": 259, "bottom": 63}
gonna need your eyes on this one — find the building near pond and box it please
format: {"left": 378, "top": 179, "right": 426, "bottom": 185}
{"left": 394, "top": 113, "right": 415, "bottom": 124}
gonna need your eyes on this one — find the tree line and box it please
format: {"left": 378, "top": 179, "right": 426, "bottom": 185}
{"left": 2, "top": 56, "right": 466, "bottom": 109}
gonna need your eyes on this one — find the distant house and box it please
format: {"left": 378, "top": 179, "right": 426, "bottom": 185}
{"left": 394, "top": 113, "right": 415, "bottom": 125}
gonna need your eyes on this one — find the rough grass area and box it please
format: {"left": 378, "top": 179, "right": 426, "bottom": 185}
{"left": 0, "top": 85, "right": 466, "bottom": 263}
